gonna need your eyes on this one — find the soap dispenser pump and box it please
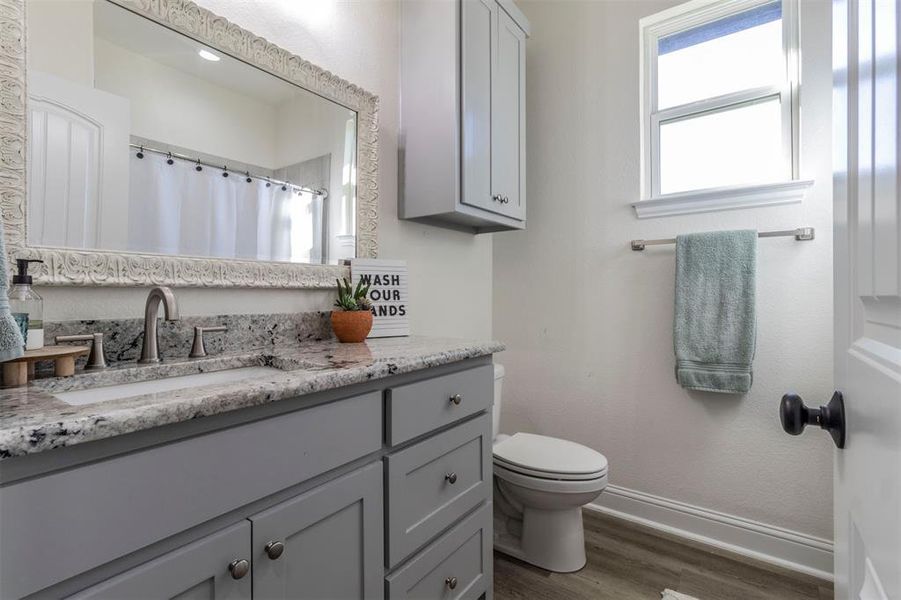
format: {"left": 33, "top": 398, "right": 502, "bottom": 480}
{"left": 9, "top": 259, "right": 44, "bottom": 350}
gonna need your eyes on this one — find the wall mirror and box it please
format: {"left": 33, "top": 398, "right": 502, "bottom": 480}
{"left": 0, "top": 0, "right": 378, "bottom": 287}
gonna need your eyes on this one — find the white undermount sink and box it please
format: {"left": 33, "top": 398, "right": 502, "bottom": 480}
{"left": 53, "top": 366, "right": 282, "bottom": 406}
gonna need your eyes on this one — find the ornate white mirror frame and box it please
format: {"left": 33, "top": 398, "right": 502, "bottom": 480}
{"left": 0, "top": 0, "right": 378, "bottom": 288}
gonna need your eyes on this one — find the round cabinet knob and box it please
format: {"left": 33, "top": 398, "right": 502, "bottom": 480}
{"left": 450, "top": 394, "right": 463, "bottom": 406}
{"left": 445, "top": 576, "right": 458, "bottom": 590}
{"left": 445, "top": 472, "right": 458, "bottom": 484}
{"left": 491, "top": 194, "right": 501, "bottom": 202}
{"left": 264, "top": 540, "right": 285, "bottom": 560}
{"left": 228, "top": 559, "right": 250, "bottom": 580}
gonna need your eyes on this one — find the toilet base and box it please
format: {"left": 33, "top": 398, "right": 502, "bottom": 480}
{"left": 493, "top": 505, "right": 588, "bottom": 573}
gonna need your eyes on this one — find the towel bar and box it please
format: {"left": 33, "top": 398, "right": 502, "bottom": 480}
{"left": 630, "top": 227, "right": 815, "bottom": 251}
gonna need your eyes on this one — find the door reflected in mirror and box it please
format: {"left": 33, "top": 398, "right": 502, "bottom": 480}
{"left": 25, "top": 0, "right": 357, "bottom": 265}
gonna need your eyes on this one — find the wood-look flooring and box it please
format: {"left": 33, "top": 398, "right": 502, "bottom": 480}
{"left": 494, "top": 510, "right": 834, "bottom": 600}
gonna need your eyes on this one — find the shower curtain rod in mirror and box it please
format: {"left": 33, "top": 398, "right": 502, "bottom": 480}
{"left": 128, "top": 143, "right": 329, "bottom": 198}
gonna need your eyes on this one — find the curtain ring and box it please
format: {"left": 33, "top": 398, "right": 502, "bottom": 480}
{"left": 136, "top": 145, "right": 144, "bottom": 159}
{"left": 166, "top": 152, "right": 174, "bottom": 165}
{"left": 245, "top": 171, "right": 252, "bottom": 183}
{"left": 195, "top": 159, "right": 203, "bottom": 172}
{"left": 265, "top": 177, "right": 271, "bottom": 188}
{"left": 222, "top": 166, "right": 229, "bottom": 178}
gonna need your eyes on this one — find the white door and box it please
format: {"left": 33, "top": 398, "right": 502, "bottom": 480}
{"left": 27, "top": 70, "right": 130, "bottom": 251}
{"left": 832, "top": 0, "right": 901, "bottom": 597}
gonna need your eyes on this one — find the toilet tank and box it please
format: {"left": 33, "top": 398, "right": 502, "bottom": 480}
{"left": 492, "top": 363, "right": 505, "bottom": 439}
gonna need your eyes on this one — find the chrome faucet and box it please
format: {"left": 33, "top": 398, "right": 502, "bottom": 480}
{"left": 139, "top": 286, "right": 180, "bottom": 363}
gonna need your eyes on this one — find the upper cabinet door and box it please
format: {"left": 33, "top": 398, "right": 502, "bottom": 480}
{"left": 461, "top": 0, "right": 496, "bottom": 214}
{"left": 491, "top": 6, "right": 527, "bottom": 221}
{"left": 250, "top": 463, "right": 384, "bottom": 600}
{"left": 67, "top": 522, "right": 252, "bottom": 600}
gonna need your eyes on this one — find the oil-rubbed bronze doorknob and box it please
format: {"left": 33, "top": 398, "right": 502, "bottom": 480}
{"left": 445, "top": 577, "right": 458, "bottom": 590}
{"left": 445, "top": 472, "right": 458, "bottom": 484}
{"left": 450, "top": 394, "right": 463, "bottom": 406}
{"left": 780, "top": 391, "right": 846, "bottom": 449}
{"left": 265, "top": 540, "right": 285, "bottom": 560}
{"left": 228, "top": 559, "right": 250, "bottom": 580}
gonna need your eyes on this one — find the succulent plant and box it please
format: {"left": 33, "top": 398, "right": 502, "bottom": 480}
{"left": 334, "top": 278, "right": 372, "bottom": 311}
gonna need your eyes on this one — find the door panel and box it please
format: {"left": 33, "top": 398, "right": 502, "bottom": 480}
{"left": 832, "top": 0, "right": 901, "bottom": 597}
{"left": 250, "top": 463, "right": 384, "bottom": 600}
{"left": 67, "top": 522, "right": 251, "bottom": 600}
{"left": 490, "top": 8, "right": 526, "bottom": 220}
{"left": 461, "top": 0, "right": 496, "bottom": 214}
{"left": 27, "top": 70, "right": 130, "bottom": 251}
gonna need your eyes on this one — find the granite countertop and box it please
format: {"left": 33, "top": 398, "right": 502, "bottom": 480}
{"left": 0, "top": 336, "right": 504, "bottom": 460}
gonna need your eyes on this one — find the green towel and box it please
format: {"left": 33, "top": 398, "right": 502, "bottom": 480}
{"left": 0, "top": 216, "right": 25, "bottom": 362}
{"left": 674, "top": 230, "right": 757, "bottom": 394}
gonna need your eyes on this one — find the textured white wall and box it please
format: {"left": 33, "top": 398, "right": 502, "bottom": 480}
{"left": 36, "top": 0, "right": 493, "bottom": 341}
{"left": 493, "top": 0, "right": 835, "bottom": 539}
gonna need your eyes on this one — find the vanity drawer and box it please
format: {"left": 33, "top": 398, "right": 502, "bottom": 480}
{"left": 0, "top": 392, "right": 382, "bottom": 599}
{"left": 385, "top": 414, "right": 492, "bottom": 567}
{"left": 387, "top": 364, "right": 493, "bottom": 445}
{"left": 386, "top": 503, "right": 492, "bottom": 600}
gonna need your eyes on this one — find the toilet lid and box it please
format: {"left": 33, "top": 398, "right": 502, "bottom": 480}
{"left": 493, "top": 433, "right": 608, "bottom": 478}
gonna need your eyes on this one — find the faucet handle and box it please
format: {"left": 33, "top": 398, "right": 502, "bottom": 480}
{"left": 189, "top": 325, "right": 228, "bottom": 358}
{"left": 55, "top": 332, "right": 107, "bottom": 370}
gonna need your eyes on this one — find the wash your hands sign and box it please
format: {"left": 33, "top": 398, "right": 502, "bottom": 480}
{"left": 351, "top": 259, "right": 409, "bottom": 338}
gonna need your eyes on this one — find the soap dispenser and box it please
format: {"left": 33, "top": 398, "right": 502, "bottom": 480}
{"left": 9, "top": 259, "right": 44, "bottom": 350}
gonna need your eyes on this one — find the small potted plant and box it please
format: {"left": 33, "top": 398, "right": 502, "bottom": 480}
{"left": 331, "top": 278, "right": 373, "bottom": 343}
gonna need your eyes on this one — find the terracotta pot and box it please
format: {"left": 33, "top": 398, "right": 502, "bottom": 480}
{"left": 330, "top": 310, "right": 373, "bottom": 343}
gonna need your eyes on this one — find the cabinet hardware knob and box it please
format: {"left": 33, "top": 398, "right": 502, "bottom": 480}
{"left": 491, "top": 194, "right": 501, "bottom": 202}
{"left": 228, "top": 559, "right": 250, "bottom": 580}
{"left": 264, "top": 540, "right": 285, "bottom": 560}
{"left": 445, "top": 472, "right": 458, "bottom": 484}
{"left": 450, "top": 394, "right": 463, "bottom": 406}
{"left": 503, "top": 195, "right": 510, "bottom": 204}
{"left": 445, "top": 576, "right": 458, "bottom": 590}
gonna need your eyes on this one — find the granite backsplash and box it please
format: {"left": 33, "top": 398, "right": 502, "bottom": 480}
{"left": 44, "top": 312, "right": 335, "bottom": 368}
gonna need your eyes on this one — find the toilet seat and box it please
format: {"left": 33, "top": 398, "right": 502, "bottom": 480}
{"left": 493, "top": 432, "right": 608, "bottom": 481}
{"left": 494, "top": 462, "right": 609, "bottom": 494}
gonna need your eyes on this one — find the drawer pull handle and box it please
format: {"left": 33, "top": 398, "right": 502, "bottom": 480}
{"left": 228, "top": 559, "right": 250, "bottom": 580}
{"left": 265, "top": 540, "right": 285, "bottom": 560}
{"left": 450, "top": 394, "right": 463, "bottom": 406}
{"left": 445, "top": 472, "right": 458, "bottom": 484}
{"left": 445, "top": 576, "right": 458, "bottom": 590}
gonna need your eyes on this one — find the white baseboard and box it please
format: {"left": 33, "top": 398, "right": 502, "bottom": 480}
{"left": 586, "top": 485, "right": 833, "bottom": 581}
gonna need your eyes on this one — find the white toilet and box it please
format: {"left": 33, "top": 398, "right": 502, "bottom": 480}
{"left": 491, "top": 364, "right": 609, "bottom": 573}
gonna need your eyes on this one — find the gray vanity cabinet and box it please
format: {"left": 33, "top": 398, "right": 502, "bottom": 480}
{"left": 4, "top": 358, "right": 495, "bottom": 600}
{"left": 250, "top": 463, "right": 384, "bottom": 600}
{"left": 400, "top": 0, "right": 530, "bottom": 233}
{"left": 66, "top": 522, "right": 252, "bottom": 600}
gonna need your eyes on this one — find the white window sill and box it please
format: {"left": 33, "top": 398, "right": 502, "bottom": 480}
{"left": 631, "top": 180, "right": 814, "bottom": 219}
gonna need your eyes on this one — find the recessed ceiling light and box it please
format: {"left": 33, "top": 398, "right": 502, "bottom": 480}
{"left": 198, "top": 49, "right": 220, "bottom": 62}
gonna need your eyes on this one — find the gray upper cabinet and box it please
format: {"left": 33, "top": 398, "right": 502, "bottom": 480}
{"left": 250, "top": 463, "right": 384, "bottom": 600}
{"left": 67, "top": 522, "right": 252, "bottom": 600}
{"left": 400, "top": 0, "right": 530, "bottom": 233}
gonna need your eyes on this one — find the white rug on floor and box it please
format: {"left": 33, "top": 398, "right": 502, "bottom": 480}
{"left": 661, "top": 590, "right": 700, "bottom": 600}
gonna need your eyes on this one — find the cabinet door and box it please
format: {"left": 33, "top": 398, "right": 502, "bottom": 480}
{"left": 250, "top": 463, "right": 384, "bottom": 600}
{"left": 461, "top": 0, "right": 496, "bottom": 214}
{"left": 67, "top": 522, "right": 251, "bottom": 600}
{"left": 491, "top": 6, "right": 526, "bottom": 220}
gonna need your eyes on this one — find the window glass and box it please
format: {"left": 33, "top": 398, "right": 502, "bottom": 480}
{"left": 657, "top": 2, "right": 784, "bottom": 109}
{"left": 659, "top": 96, "right": 787, "bottom": 194}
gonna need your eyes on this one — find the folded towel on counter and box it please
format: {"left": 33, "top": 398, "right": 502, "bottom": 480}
{"left": 674, "top": 230, "right": 757, "bottom": 394}
{"left": 0, "top": 217, "right": 25, "bottom": 362}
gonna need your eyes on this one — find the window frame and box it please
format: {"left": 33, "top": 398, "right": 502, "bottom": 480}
{"left": 637, "top": 0, "right": 808, "bottom": 215}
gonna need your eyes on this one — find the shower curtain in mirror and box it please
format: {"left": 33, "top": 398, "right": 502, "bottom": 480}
{"left": 127, "top": 152, "right": 323, "bottom": 263}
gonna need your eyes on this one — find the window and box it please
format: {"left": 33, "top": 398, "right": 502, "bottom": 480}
{"left": 636, "top": 0, "right": 811, "bottom": 217}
